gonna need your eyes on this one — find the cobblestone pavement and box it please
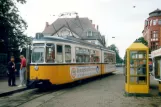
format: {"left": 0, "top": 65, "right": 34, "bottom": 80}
{"left": 1, "top": 67, "right": 161, "bottom": 107}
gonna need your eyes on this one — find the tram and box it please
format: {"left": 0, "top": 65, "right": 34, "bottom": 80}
{"left": 26, "top": 33, "right": 116, "bottom": 87}
{"left": 151, "top": 49, "right": 161, "bottom": 81}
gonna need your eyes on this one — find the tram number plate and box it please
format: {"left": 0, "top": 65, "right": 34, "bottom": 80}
{"left": 70, "top": 66, "right": 100, "bottom": 79}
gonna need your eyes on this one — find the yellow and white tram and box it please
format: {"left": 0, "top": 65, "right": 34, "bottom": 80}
{"left": 27, "top": 34, "right": 116, "bottom": 87}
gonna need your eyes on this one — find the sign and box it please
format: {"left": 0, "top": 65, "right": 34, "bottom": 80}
{"left": 70, "top": 66, "right": 100, "bottom": 79}
{"left": 104, "top": 64, "right": 116, "bottom": 73}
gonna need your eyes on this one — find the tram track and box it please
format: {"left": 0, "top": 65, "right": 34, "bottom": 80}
{"left": 0, "top": 88, "right": 67, "bottom": 107}
{"left": 0, "top": 73, "right": 116, "bottom": 107}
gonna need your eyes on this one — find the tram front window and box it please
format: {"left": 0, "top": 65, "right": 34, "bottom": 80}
{"left": 32, "top": 47, "right": 44, "bottom": 63}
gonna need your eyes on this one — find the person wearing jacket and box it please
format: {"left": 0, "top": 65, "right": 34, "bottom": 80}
{"left": 7, "top": 56, "right": 17, "bottom": 86}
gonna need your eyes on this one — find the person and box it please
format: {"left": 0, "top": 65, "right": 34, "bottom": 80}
{"left": 18, "top": 55, "right": 26, "bottom": 87}
{"left": 7, "top": 56, "right": 16, "bottom": 86}
{"left": 137, "top": 60, "right": 146, "bottom": 82}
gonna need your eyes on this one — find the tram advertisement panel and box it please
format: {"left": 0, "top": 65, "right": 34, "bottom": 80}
{"left": 104, "top": 64, "right": 116, "bottom": 73}
{"left": 70, "top": 66, "right": 100, "bottom": 79}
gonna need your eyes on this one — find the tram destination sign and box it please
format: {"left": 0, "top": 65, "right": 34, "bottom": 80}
{"left": 70, "top": 66, "right": 100, "bottom": 79}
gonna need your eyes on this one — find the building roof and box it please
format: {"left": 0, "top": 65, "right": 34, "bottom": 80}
{"left": 149, "top": 8, "right": 161, "bottom": 17}
{"left": 42, "top": 17, "right": 105, "bottom": 46}
{"left": 149, "top": 8, "right": 161, "bottom": 14}
{"left": 43, "top": 17, "right": 97, "bottom": 38}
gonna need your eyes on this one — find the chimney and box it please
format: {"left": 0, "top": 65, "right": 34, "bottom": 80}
{"left": 90, "top": 20, "right": 92, "bottom": 23}
{"left": 97, "top": 25, "right": 99, "bottom": 31}
{"left": 46, "top": 22, "right": 49, "bottom": 27}
{"left": 92, "top": 24, "right": 95, "bottom": 28}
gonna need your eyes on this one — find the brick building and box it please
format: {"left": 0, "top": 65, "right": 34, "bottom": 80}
{"left": 142, "top": 9, "right": 161, "bottom": 51}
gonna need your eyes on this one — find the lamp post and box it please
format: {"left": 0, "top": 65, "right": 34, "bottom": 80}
{"left": 106, "top": 36, "right": 116, "bottom": 47}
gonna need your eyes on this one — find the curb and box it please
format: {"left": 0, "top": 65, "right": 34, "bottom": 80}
{"left": 0, "top": 87, "right": 28, "bottom": 97}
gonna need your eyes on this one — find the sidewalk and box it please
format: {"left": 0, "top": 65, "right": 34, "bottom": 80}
{"left": 0, "top": 77, "right": 27, "bottom": 97}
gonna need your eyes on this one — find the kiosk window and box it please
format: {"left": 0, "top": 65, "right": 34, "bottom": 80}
{"left": 130, "top": 51, "right": 147, "bottom": 84}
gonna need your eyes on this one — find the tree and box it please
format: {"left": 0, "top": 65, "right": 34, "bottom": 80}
{"left": 134, "top": 37, "right": 151, "bottom": 53}
{"left": 0, "top": 0, "right": 28, "bottom": 56}
{"left": 134, "top": 37, "right": 148, "bottom": 46}
{"left": 108, "top": 44, "right": 123, "bottom": 63}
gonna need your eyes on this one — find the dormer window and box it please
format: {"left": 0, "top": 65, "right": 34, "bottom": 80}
{"left": 87, "top": 31, "right": 92, "bottom": 36}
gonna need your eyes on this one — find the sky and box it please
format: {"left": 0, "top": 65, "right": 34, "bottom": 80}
{"left": 17, "top": 0, "right": 161, "bottom": 58}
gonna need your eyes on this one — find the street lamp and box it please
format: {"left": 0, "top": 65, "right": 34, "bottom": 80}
{"left": 106, "top": 36, "right": 116, "bottom": 47}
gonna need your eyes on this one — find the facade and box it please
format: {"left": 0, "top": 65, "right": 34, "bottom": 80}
{"left": 42, "top": 17, "right": 106, "bottom": 46}
{"left": 142, "top": 9, "right": 161, "bottom": 51}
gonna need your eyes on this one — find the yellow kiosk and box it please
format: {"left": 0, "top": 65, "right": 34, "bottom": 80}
{"left": 125, "top": 43, "right": 149, "bottom": 95}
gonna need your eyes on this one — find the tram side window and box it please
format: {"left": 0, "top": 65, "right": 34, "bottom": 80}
{"left": 76, "top": 47, "right": 83, "bottom": 63}
{"left": 75, "top": 47, "right": 90, "bottom": 63}
{"left": 65, "top": 45, "right": 71, "bottom": 62}
{"left": 56, "top": 45, "right": 63, "bottom": 63}
{"left": 111, "top": 53, "right": 115, "bottom": 63}
{"left": 104, "top": 52, "right": 108, "bottom": 63}
{"left": 46, "top": 44, "right": 55, "bottom": 63}
{"left": 93, "top": 50, "right": 100, "bottom": 62}
{"left": 83, "top": 49, "right": 90, "bottom": 62}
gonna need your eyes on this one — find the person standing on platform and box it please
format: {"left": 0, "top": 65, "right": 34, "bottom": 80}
{"left": 18, "top": 55, "right": 26, "bottom": 87}
{"left": 7, "top": 56, "right": 17, "bottom": 86}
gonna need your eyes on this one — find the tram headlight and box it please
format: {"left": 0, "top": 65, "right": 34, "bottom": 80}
{"left": 34, "top": 65, "right": 39, "bottom": 71}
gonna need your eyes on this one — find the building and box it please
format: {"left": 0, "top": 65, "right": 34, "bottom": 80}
{"left": 42, "top": 16, "right": 106, "bottom": 46}
{"left": 142, "top": 8, "right": 161, "bottom": 51}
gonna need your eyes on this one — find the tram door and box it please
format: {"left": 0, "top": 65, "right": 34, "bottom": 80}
{"left": 26, "top": 45, "right": 31, "bottom": 85}
{"left": 154, "top": 57, "right": 161, "bottom": 80}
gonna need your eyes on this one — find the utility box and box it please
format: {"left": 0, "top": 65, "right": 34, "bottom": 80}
{"left": 125, "top": 43, "right": 149, "bottom": 95}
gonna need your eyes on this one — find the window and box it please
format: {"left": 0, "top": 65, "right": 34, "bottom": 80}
{"left": 56, "top": 45, "right": 63, "bottom": 63}
{"left": 75, "top": 47, "right": 90, "bottom": 63}
{"left": 87, "top": 31, "right": 92, "bottom": 36}
{"left": 153, "top": 20, "right": 157, "bottom": 25}
{"left": 104, "top": 52, "right": 115, "bottom": 63}
{"left": 65, "top": 45, "right": 71, "bottom": 62}
{"left": 159, "top": 19, "right": 161, "bottom": 25}
{"left": 145, "top": 20, "right": 148, "bottom": 26}
{"left": 32, "top": 47, "right": 44, "bottom": 63}
{"left": 151, "top": 31, "right": 158, "bottom": 41}
{"left": 104, "top": 52, "right": 108, "bottom": 63}
{"left": 130, "top": 51, "right": 147, "bottom": 84}
{"left": 93, "top": 50, "right": 100, "bottom": 62}
{"left": 46, "top": 43, "right": 55, "bottom": 63}
{"left": 150, "top": 20, "right": 153, "bottom": 26}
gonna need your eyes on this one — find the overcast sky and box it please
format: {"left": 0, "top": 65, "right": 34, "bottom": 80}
{"left": 18, "top": 0, "right": 161, "bottom": 58}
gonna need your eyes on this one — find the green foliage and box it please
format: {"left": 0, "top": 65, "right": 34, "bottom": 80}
{"left": 134, "top": 37, "right": 148, "bottom": 46}
{"left": 108, "top": 44, "right": 123, "bottom": 64}
{"left": 0, "top": 0, "right": 28, "bottom": 54}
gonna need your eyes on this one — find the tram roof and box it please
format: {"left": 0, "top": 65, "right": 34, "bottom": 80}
{"left": 32, "top": 36, "right": 115, "bottom": 53}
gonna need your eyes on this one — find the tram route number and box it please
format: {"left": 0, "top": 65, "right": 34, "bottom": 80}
{"left": 70, "top": 66, "right": 100, "bottom": 79}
